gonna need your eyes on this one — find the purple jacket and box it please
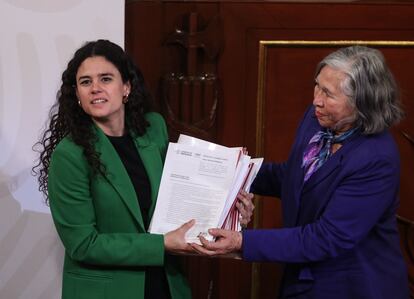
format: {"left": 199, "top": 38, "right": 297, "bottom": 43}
{"left": 244, "top": 106, "right": 409, "bottom": 298}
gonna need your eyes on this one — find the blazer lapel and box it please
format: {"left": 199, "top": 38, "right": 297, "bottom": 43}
{"left": 301, "top": 154, "right": 342, "bottom": 194}
{"left": 94, "top": 128, "right": 145, "bottom": 231}
{"left": 286, "top": 176, "right": 304, "bottom": 227}
{"left": 133, "top": 134, "right": 164, "bottom": 220}
{"left": 301, "top": 132, "right": 365, "bottom": 195}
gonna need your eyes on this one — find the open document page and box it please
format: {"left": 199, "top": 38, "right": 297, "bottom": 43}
{"left": 148, "top": 141, "right": 240, "bottom": 243}
{"left": 149, "top": 134, "right": 263, "bottom": 245}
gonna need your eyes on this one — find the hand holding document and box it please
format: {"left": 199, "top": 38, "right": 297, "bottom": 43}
{"left": 148, "top": 135, "right": 263, "bottom": 245}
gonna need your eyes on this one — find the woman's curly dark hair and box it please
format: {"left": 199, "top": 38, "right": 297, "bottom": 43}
{"left": 32, "top": 39, "right": 152, "bottom": 202}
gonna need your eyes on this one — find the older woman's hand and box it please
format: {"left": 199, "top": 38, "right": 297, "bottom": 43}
{"left": 236, "top": 190, "right": 254, "bottom": 228}
{"left": 191, "top": 228, "right": 242, "bottom": 256}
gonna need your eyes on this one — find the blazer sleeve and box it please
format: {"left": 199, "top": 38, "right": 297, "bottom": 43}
{"left": 242, "top": 152, "right": 399, "bottom": 263}
{"left": 48, "top": 140, "right": 165, "bottom": 267}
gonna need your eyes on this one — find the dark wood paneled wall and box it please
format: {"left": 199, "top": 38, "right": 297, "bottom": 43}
{"left": 126, "top": 1, "right": 414, "bottom": 298}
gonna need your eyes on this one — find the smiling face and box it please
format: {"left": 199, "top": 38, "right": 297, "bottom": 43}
{"left": 313, "top": 66, "right": 355, "bottom": 133}
{"left": 75, "top": 56, "right": 130, "bottom": 135}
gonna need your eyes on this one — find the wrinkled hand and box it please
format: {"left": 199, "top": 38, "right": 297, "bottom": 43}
{"left": 164, "top": 219, "right": 196, "bottom": 254}
{"left": 236, "top": 191, "right": 254, "bottom": 228}
{"left": 191, "top": 228, "right": 242, "bottom": 256}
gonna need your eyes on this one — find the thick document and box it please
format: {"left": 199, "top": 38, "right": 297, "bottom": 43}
{"left": 148, "top": 135, "right": 263, "bottom": 244}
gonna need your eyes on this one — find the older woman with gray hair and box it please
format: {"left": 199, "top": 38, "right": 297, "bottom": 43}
{"left": 192, "top": 46, "right": 409, "bottom": 299}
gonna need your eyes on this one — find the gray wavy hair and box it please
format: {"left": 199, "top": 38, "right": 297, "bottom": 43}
{"left": 315, "top": 45, "right": 404, "bottom": 134}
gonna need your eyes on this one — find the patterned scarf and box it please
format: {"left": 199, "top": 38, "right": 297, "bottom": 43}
{"left": 302, "top": 128, "right": 357, "bottom": 182}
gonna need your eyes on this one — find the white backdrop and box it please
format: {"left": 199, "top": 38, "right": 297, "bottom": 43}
{"left": 0, "top": 1, "right": 124, "bottom": 298}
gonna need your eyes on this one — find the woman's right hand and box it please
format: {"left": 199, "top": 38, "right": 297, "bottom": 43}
{"left": 164, "top": 219, "right": 196, "bottom": 254}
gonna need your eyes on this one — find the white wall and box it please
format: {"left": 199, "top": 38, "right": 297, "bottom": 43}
{"left": 0, "top": 1, "right": 124, "bottom": 298}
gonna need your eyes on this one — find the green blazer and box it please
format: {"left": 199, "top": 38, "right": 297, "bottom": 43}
{"left": 48, "top": 112, "right": 191, "bottom": 299}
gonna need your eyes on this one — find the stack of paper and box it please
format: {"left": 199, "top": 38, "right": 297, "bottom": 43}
{"left": 148, "top": 134, "right": 263, "bottom": 244}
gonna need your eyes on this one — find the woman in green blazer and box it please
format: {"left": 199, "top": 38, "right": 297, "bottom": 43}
{"left": 33, "top": 40, "right": 195, "bottom": 299}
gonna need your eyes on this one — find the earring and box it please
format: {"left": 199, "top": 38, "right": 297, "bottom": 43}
{"left": 78, "top": 100, "right": 81, "bottom": 106}
{"left": 123, "top": 93, "right": 129, "bottom": 104}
